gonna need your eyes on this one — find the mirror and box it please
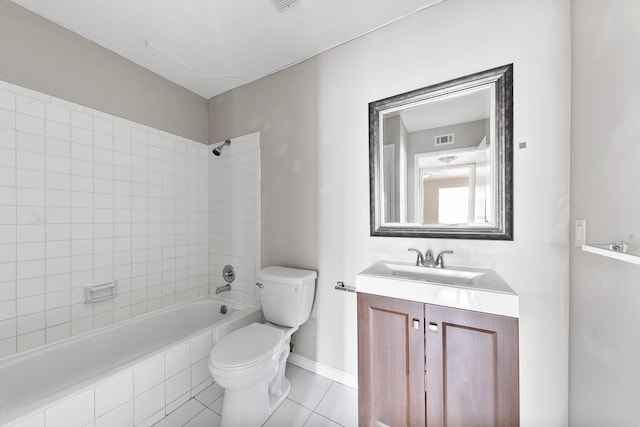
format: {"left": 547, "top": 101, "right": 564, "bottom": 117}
{"left": 369, "top": 64, "right": 513, "bottom": 239}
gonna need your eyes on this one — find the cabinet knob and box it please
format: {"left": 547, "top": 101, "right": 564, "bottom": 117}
{"left": 428, "top": 322, "right": 438, "bottom": 333}
{"left": 412, "top": 319, "right": 420, "bottom": 329}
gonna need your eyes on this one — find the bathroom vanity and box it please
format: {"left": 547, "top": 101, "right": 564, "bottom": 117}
{"left": 356, "top": 261, "right": 519, "bottom": 426}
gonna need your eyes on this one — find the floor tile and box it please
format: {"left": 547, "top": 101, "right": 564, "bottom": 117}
{"left": 303, "top": 412, "right": 343, "bottom": 427}
{"left": 288, "top": 368, "right": 333, "bottom": 410}
{"left": 184, "top": 408, "right": 221, "bottom": 427}
{"left": 315, "top": 382, "right": 358, "bottom": 427}
{"left": 263, "top": 399, "right": 312, "bottom": 427}
{"left": 285, "top": 362, "right": 300, "bottom": 379}
{"left": 153, "top": 399, "right": 206, "bottom": 427}
{"left": 210, "top": 394, "right": 224, "bottom": 415}
{"left": 194, "top": 383, "right": 224, "bottom": 407}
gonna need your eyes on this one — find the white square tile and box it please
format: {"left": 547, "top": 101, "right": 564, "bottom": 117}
{"left": 46, "top": 224, "right": 71, "bottom": 241}
{"left": 17, "top": 188, "right": 45, "bottom": 207}
{"left": 0, "top": 89, "right": 15, "bottom": 111}
{"left": 17, "top": 241, "right": 45, "bottom": 260}
{"left": 46, "top": 104, "right": 71, "bottom": 124}
{"left": 190, "top": 332, "right": 213, "bottom": 362}
{"left": 17, "top": 169, "right": 44, "bottom": 189}
{"left": 95, "top": 400, "right": 133, "bottom": 427}
{"left": 46, "top": 240, "right": 71, "bottom": 258}
{"left": 16, "top": 96, "right": 44, "bottom": 118}
{"left": 17, "top": 277, "right": 45, "bottom": 298}
{"left": 95, "top": 370, "right": 134, "bottom": 417}
{"left": 46, "top": 121, "right": 70, "bottom": 140}
{"left": 46, "top": 190, "right": 71, "bottom": 207}
{"left": 134, "top": 382, "right": 164, "bottom": 425}
{"left": 71, "top": 112, "right": 92, "bottom": 130}
{"left": 166, "top": 367, "right": 191, "bottom": 406}
{"left": 45, "top": 155, "right": 70, "bottom": 174}
{"left": 314, "top": 382, "right": 358, "bottom": 427}
{"left": 303, "top": 413, "right": 343, "bottom": 427}
{"left": 46, "top": 137, "right": 70, "bottom": 158}
{"left": 17, "top": 259, "right": 45, "bottom": 279}
{"left": 0, "top": 147, "right": 15, "bottom": 168}
{"left": 16, "top": 132, "right": 44, "bottom": 153}
{"left": 0, "top": 261, "right": 16, "bottom": 283}
{"left": 288, "top": 368, "right": 333, "bottom": 410}
{"left": 17, "top": 294, "right": 44, "bottom": 316}
{"left": 154, "top": 399, "right": 206, "bottom": 427}
{"left": 45, "top": 172, "right": 70, "bottom": 191}
{"left": 17, "top": 151, "right": 44, "bottom": 171}
{"left": 45, "top": 388, "right": 94, "bottom": 427}
{"left": 190, "top": 357, "right": 211, "bottom": 389}
{"left": 6, "top": 411, "right": 44, "bottom": 427}
{"left": 165, "top": 341, "right": 190, "bottom": 378}
{"left": 0, "top": 317, "right": 16, "bottom": 340}
{"left": 94, "top": 117, "right": 113, "bottom": 136}
{"left": 16, "top": 114, "right": 44, "bottom": 136}
{"left": 134, "top": 354, "right": 165, "bottom": 396}
{"left": 0, "top": 109, "right": 15, "bottom": 130}
{"left": 0, "top": 299, "right": 16, "bottom": 321}
{"left": 71, "top": 159, "right": 92, "bottom": 177}
{"left": 45, "top": 289, "right": 70, "bottom": 310}
{"left": 46, "top": 322, "right": 70, "bottom": 343}
{"left": 183, "top": 408, "right": 221, "bottom": 427}
{"left": 17, "top": 329, "right": 44, "bottom": 352}
{"left": 194, "top": 382, "right": 224, "bottom": 407}
{"left": 263, "top": 399, "right": 312, "bottom": 427}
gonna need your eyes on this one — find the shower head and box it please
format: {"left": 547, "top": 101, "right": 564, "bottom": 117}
{"left": 212, "top": 139, "right": 231, "bottom": 156}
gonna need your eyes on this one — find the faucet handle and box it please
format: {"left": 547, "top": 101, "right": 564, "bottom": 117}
{"left": 435, "top": 250, "right": 454, "bottom": 268}
{"left": 408, "top": 248, "right": 425, "bottom": 266}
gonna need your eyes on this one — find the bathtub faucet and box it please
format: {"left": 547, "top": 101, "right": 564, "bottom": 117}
{"left": 216, "top": 284, "right": 231, "bottom": 294}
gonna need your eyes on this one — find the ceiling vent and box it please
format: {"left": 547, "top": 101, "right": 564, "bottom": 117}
{"left": 434, "top": 133, "right": 455, "bottom": 147}
{"left": 271, "top": 0, "right": 298, "bottom": 12}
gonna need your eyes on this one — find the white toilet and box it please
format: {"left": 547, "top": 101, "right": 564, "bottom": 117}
{"left": 208, "top": 266, "right": 317, "bottom": 427}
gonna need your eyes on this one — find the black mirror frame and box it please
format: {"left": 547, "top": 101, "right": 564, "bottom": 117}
{"left": 369, "top": 64, "right": 513, "bottom": 240}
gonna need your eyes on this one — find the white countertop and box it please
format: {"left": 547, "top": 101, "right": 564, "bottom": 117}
{"left": 356, "top": 261, "right": 519, "bottom": 318}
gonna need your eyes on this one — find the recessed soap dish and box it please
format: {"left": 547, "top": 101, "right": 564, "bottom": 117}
{"left": 84, "top": 281, "right": 117, "bottom": 304}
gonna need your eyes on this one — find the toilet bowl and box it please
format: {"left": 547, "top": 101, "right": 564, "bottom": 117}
{"left": 208, "top": 266, "right": 317, "bottom": 427}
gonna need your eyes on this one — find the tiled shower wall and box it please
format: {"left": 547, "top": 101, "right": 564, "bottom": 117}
{"left": 208, "top": 132, "right": 261, "bottom": 307}
{"left": 0, "top": 80, "right": 210, "bottom": 359}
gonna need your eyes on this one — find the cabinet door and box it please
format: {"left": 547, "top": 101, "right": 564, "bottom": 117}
{"left": 357, "top": 293, "right": 425, "bottom": 427}
{"left": 425, "top": 304, "right": 519, "bottom": 427}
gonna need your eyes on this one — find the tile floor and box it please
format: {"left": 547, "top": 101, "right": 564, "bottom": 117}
{"left": 153, "top": 364, "right": 358, "bottom": 427}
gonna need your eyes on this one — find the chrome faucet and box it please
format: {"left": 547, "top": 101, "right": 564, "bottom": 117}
{"left": 435, "top": 250, "right": 454, "bottom": 268}
{"left": 408, "top": 248, "right": 425, "bottom": 266}
{"left": 408, "top": 248, "right": 454, "bottom": 268}
{"left": 216, "top": 284, "right": 231, "bottom": 294}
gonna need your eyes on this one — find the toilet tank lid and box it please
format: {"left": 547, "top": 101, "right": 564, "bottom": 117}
{"left": 258, "top": 266, "right": 317, "bottom": 286}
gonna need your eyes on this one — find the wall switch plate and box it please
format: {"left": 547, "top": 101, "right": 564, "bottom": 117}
{"left": 575, "top": 219, "right": 586, "bottom": 246}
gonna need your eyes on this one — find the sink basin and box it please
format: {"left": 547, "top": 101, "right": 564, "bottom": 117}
{"left": 356, "top": 261, "right": 519, "bottom": 317}
{"left": 377, "top": 262, "right": 486, "bottom": 286}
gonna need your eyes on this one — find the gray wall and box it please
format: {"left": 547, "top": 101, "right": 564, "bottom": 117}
{"left": 0, "top": 0, "right": 208, "bottom": 143}
{"left": 210, "top": 0, "right": 571, "bottom": 424}
{"left": 569, "top": 0, "right": 640, "bottom": 424}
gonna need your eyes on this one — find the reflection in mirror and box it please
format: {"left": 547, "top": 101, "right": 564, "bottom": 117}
{"left": 370, "top": 64, "right": 512, "bottom": 239}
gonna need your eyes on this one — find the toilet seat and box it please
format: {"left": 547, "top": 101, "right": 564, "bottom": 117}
{"left": 210, "top": 323, "right": 285, "bottom": 370}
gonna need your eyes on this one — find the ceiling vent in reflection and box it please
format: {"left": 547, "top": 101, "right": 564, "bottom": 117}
{"left": 271, "top": 0, "right": 299, "bottom": 12}
{"left": 434, "top": 133, "right": 455, "bottom": 146}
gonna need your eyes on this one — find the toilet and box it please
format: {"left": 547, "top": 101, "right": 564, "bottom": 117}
{"left": 208, "top": 266, "right": 317, "bottom": 427}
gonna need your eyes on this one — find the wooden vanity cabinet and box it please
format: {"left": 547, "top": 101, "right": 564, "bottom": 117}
{"left": 357, "top": 292, "right": 519, "bottom": 427}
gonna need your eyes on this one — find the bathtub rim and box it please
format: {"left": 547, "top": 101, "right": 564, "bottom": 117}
{"left": 0, "top": 296, "right": 259, "bottom": 426}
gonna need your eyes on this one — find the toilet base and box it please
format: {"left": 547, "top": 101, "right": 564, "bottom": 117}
{"left": 219, "top": 377, "right": 291, "bottom": 427}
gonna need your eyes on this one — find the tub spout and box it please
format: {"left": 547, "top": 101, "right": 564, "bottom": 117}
{"left": 216, "top": 284, "right": 231, "bottom": 294}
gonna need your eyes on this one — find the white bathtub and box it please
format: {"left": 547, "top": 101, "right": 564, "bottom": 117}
{"left": 0, "top": 297, "right": 260, "bottom": 427}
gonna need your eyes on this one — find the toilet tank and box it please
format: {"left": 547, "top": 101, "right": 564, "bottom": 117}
{"left": 257, "top": 266, "right": 317, "bottom": 327}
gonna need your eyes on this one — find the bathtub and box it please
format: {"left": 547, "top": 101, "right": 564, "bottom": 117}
{"left": 0, "top": 297, "right": 260, "bottom": 427}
